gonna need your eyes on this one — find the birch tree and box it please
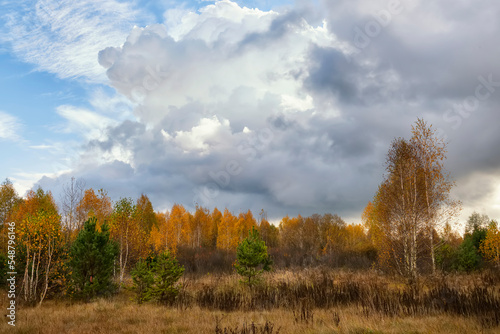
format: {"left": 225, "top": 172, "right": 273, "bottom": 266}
{"left": 109, "top": 198, "right": 137, "bottom": 283}
{"left": 13, "top": 189, "right": 63, "bottom": 305}
{"left": 367, "top": 119, "right": 459, "bottom": 278}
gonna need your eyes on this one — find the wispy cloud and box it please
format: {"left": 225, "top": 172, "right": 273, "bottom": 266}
{"left": 0, "top": 111, "right": 22, "bottom": 141}
{"left": 0, "top": 0, "right": 145, "bottom": 82}
{"left": 55, "top": 104, "right": 117, "bottom": 140}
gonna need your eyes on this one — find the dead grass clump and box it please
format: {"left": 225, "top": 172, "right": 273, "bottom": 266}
{"left": 214, "top": 316, "right": 281, "bottom": 334}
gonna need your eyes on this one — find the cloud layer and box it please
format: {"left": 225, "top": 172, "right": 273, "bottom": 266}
{"left": 34, "top": 0, "right": 500, "bottom": 223}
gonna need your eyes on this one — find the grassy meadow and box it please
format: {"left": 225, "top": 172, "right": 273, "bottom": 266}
{"left": 2, "top": 268, "right": 500, "bottom": 334}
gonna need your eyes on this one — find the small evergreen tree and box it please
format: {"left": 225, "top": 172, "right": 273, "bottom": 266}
{"left": 68, "top": 218, "right": 118, "bottom": 300}
{"left": 234, "top": 227, "right": 272, "bottom": 285}
{"left": 131, "top": 258, "right": 154, "bottom": 304}
{"left": 457, "top": 236, "right": 481, "bottom": 272}
{"left": 435, "top": 243, "right": 459, "bottom": 272}
{"left": 148, "top": 251, "right": 185, "bottom": 305}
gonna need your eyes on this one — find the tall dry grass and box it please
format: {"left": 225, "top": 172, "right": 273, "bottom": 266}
{"left": 1, "top": 268, "right": 499, "bottom": 333}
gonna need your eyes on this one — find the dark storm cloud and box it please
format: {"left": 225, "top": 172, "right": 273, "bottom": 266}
{"left": 305, "top": 47, "right": 361, "bottom": 104}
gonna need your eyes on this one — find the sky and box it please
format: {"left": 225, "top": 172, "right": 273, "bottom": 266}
{"left": 1, "top": 0, "right": 500, "bottom": 228}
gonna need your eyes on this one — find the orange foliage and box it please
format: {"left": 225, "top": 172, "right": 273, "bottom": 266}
{"left": 480, "top": 221, "right": 500, "bottom": 267}
{"left": 76, "top": 188, "right": 112, "bottom": 231}
{"left": 165, "top": 204, "right": 191, "bottom": 254}
{"left": 217, "top": 209, "right": 238, "bottom": 250}
{"left": 12, "top": 189, "right": 63, "bottom": 305}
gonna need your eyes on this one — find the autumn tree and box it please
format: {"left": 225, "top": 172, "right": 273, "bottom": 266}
{"left": 150, "top": 212, "right": 169, "bottom": 254}
{"left": 189, "top": 206, "right": 212, "bottom": 248}
{"left": 480, "top": 220, "right": 500, "bottom": 268}
{"left": 60, "top": 177, "right": 85, "bottom": 242}
{"left": 109, "top": 198, "right": 141, "bottom": 283}
{"left": 0, "top": 179, "right": 20, "bottom": 225}
{"left": 279, "top": 215, "right": 302, "bottom": 265}
{"left": 319, "top": 213, "right": 346, "bottom": 254}
{"left": 363, "top": 200, "right": 394, "bottom": 270}
{"left": 279, "top": 214, "right": 321, "bottom": 266}
{"left": 410, "top": 119, "right": 461, "bottom": 275}
{"left": 135, "top": 194, "right": 157, "bottom": 235}
{"left": 217, "top": 209, "right": 238, "bottom": 251}
{"left": 343, "top": 224, "right": 372, "bottom": 253}
{"left": 0, "top": 179, "right": 21, "bottom": 254}
{"left": 167, "top": 204, "right": 191, "bottom": 253}
{"left": 211, "top": 207, "right": 222, "bottom": 248}
{"left": 279, "top": 215, "right": 301, "bottom": 249}
{"left": 367, "top": 120, "right": 459, "bottom": 278}
{"left": 76, "top": 188, "right": 113, "bottom": 230}
{"left": 13, "top": 188, "right": 64, "bottom": 305}
{"left": 301, "top": 216, "right": 320, "bottom": 265}
{"left": 258, "top": 219, "right": 279, "bottom": 248}
{"left": 236, "top": 210, "right": 257, "bottom": 243}
{"left": 465, "top": 212, "right": 490, "bottom": 235}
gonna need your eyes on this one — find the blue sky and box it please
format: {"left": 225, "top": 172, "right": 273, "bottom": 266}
{"left": 1, "top": 0, "right": 500, "bottom": 226}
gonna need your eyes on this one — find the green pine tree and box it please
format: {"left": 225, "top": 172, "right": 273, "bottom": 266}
{"left": 457, "top": 236, "right": 481, "bottom": 272}
{"left": 148, "top": 251, "right": 185, "bottom": 305}
{"left": 131, "top": 258, "right": 154, "bottom": 304}
{"left": 68, "top": 217, "right": 118, "bottom": 300}
{"left": 234, "top": 227, "right": 272, "bottom": 285}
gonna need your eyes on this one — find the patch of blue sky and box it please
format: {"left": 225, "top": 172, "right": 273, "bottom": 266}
{"left": 0, "top": 54, "right": 88, "bottom": 138}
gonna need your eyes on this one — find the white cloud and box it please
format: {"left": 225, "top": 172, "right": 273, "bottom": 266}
{"left": 173, "top": 116, "right": 232, "bottom": 154}
{"left": 29, "top": 144, "right": 53, "bottom": 150}
{"left": 100, "top": 2, "right": 341, "bottom": 129}
{"left": 0, "top": 0, "right": 143, "bottom": 82}
{"left": 11, "top": 168, "right": 70, "bottom": 197}
{"left": 88, "top": 88, "right": 134, "bottom": 119}
{"left": 56, "top": 105, "right": 116, "bottom": 140}
{"left": 164, "top": 0, "right": 276, "bottom": 43}
{"left": 280, "top": 94, "right": 314, "bottom": 112}
{"left": 0, "top": 111, "right": 22, "bottom": 141}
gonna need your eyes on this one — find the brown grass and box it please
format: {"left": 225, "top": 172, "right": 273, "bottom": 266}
{"left": 1, "top": 269, "right": 499, "bottom": 334}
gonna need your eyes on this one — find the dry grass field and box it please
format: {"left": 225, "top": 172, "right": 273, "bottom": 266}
{"left": 1, "top": 269, "right": 499, "bottom": 334}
